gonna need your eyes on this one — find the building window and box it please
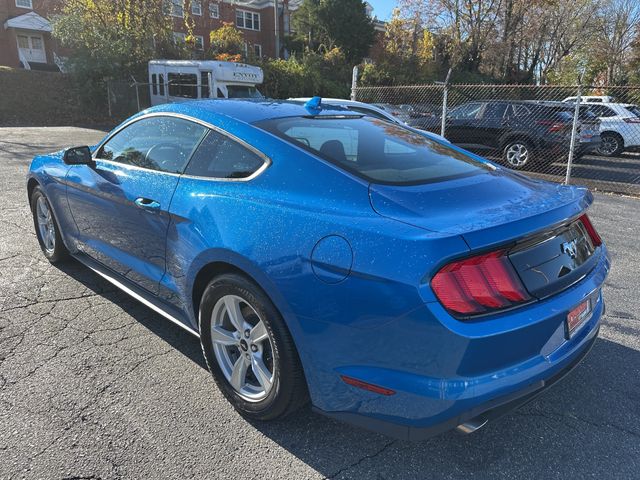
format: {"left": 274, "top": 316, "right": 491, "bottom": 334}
{"left": 191, "top": 0, "right": 202, "bottom": 16}
{"left": 173, "top": 32, "right": 187, "bottom": 44}
{"left": 164, "top": 0, "right": 184, "bottom": 17}
{"left": 15, "top": 0, "right": 33, "bottom": 8}
{"left": 253, "top": 44, "right": 262, "bottom": 58}
{"left": 209, "top": 2, "right": 219, "bottom": 18}
{"left": 236, "top": 9, "right": 260, "bottom": 31}
{"left": 194, "top": 35, "right": 204, "bottom": 51}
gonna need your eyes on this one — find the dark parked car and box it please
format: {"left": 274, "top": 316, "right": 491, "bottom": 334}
{"left": 415, "top": 100, "right": 601, "bottom": 170}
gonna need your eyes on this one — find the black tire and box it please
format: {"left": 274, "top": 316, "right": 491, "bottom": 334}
{"left": 30, "top": 186, "right": 69, "bottom": 263}
{"left": 199, "top": 273, "right": 308, "bottom": 421}
{"left": 502, "top": 139, "right": 536, "bottom": 170}
{"left": 597, "top": 132, "right": 624, "bottom": 157}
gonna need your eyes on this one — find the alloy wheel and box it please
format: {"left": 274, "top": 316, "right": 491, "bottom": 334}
{"left": 505, "top": 143, "right": 529, "bottom": 168}
{"left": 598, "top": 135, "right": 619, "bottom": 156}
{"left": 210, "top": 294, "right": 275, "bottom": 402}
{"left": 36, "top": 196, "right": 56, "bottom": 253}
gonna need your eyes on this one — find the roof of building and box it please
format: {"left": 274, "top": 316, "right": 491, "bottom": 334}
{"left": 4, "top": 12, "right": 52, "bottom": 32}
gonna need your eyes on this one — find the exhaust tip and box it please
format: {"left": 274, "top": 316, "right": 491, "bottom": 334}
{"left": 455, "top": 417, "right": 488, "bottom": 434}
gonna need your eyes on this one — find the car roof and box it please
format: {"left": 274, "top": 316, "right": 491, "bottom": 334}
{"left": 142, "top": 98, "right": 358, "bottom": 124}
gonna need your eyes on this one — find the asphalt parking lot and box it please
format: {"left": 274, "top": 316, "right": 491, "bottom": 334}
{"left": 1, "top": 127, "right": 639, "bottom": 480}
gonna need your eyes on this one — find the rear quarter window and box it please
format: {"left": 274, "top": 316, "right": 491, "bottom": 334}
{"left": 184, "top": 130, "right": 266, "bottom": 179}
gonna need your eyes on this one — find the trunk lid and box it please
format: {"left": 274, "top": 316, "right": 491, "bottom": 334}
{"left": 368, "top": 169, "right": 593, "bottom": 250}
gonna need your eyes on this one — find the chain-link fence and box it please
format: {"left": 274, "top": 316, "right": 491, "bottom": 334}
{"left": 106, "top": 79, "right": 153, "bottom": 120}
{"left": 106, "top": 76, "right": 640, "bottom": 196}
{"left": 354, "top": 82, "right": 640, "bottom": 196}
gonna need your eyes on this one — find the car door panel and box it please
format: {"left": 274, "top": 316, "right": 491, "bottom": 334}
{"left": 65, "top": 160, "right": 179, "bottom": 293}
{"left": 65, "top": 115, "right": 207, "bottom": 294}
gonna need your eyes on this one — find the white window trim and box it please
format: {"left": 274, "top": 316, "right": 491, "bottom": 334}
{"left": 236, "top": 9, "right": 260, "bottom": 31}
{"left": 191, "top": 0, "right": 202, "bottom": 16}
{"left": 15, "top": 0, "right": 33, "bottom": 8}
{"left": 209, "top": 2, "right": 220, "bottom": 18}
{"left": 253, "top": 44, "right": 262, "bottom": 57}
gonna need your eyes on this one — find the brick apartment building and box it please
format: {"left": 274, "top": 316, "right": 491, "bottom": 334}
{"left": 0, "top": 0, "right": 63, "bottom": 70}
{"left": 0, "top": 0, "right": 383, "bottom": 70}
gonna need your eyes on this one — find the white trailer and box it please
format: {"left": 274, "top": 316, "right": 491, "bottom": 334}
{"left": 148, "top": 60, "right": 264, "bottom": 106}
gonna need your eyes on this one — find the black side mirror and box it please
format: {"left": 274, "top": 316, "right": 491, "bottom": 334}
{"left": 63, "top": 146, "right": 93, "bottom": 166}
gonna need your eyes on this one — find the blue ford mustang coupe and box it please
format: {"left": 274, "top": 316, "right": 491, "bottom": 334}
{"left": 27, "top": 99, "right": 610, "bottom": 440}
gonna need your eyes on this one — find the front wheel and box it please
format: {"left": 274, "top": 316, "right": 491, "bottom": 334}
{"left": 502, "top": 140, "right": 535, "bottom": 169}
{"left": 30, "top": 186, "right": 69, "bottom": 263}
{"left": 199, "top": 273, "right": 308, "bottom": 421}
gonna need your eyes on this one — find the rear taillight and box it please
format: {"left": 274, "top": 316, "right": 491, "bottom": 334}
{"left": 431, "top": 250, "right": 530, "bottom": 317}
{"left": 579, "top": 214, "right": 602, "bottom": 247}
{"left": 623, "top": 117, "right": 640, "bottom": 123}
{"left": 537, "top": 120, "right": 567, "bottom": 132}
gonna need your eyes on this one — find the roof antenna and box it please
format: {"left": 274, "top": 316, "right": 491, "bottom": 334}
{"left": 304, "top": 96, "right": 322, "bottom": 113}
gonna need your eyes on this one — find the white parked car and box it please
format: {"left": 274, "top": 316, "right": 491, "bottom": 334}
{"left": 288, "top": 98, "right": 448, "bottom": 142}
{"left": 563, "top": 95, "right": 617, "bottom": 104}
{"left": 581, "top": 102, "right": 640, "bottom": 156}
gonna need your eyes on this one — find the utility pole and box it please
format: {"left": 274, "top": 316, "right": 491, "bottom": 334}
{"left": 274, "top": 0, "right": 280, "bottom": 59}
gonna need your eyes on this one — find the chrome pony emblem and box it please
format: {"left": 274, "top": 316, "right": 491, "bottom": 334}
{"left": 561, "top": 239, "right": 578, "bottom": 259}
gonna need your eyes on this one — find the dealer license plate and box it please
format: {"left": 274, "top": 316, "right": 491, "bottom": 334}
{"left": 566, "top": 298, "right": 592, "bottom": 338}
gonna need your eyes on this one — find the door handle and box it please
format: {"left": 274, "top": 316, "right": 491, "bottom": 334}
{"left": 134, "top": 197, "right": 160, "bottom": 210}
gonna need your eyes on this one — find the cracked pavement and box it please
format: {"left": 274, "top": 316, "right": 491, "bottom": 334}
{"left": 1, "top": 127, "right": 639, "bottom": 479}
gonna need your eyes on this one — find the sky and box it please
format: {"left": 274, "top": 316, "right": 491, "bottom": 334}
{"left": 367, "top": 0, "right": 398, "bottom": 21}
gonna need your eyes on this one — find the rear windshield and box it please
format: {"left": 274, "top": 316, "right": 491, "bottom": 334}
{"left": 255, "top": 116, "right": 491, "bottom": 185}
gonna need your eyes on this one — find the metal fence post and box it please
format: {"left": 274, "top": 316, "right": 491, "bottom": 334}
{"left": 135, "top": 83, "right": 141, "bottom": 112}
{"left": 565, "top": 83, "right": 582, "bottom": 185}
{"left": 106, "top": 81, "right": 112, "bottom": 117}
{"left": 350, "top": 65, "right": 359, "bottom": 101}
{"left": 440, "top": 68, "right": 452, "bottom": 137}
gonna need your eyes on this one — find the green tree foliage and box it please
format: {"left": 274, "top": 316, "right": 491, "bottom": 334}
{"left": 52, "top": 0, "right": 179, "bottom": 102}
{"left": 260, "top": 49, "right": 350, "bottom": 99}
{"left": 290, "top": 0, "right": 376, "bottom": 64}
{"left": 209, "top": 22, "right": 245, "bottom": 62}
{"left": 360, "top": 8, "right": 440, "bottom": 86}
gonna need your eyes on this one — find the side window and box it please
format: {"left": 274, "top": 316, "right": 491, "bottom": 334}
{"left": 450, "top": 103, "right": 482, "bottom": 120}
{"left": 481, "top": 103, "right": 507, "bottom": 119}
{"left": 168, "top": 73, "right": 198, "bottom": 98}
{"left": 200, "top": 71, "right": 210, "bottom": 99}
{"left": 151, "top": 74, "right": 157, "bottom": 95}
{"left": 158, "top": 74, "right": 165, "bottom": 96}
{"left": 511, "top": 104, "right": 532, "bottom": 118}
{"left": 589, "top": 105, "right": 616, "bottom": 117}
{"left": 185, "top": 130, "right": 266, "bottom": 179}
{"left": 98, "top": 117, "right": 207, "bottom": 173}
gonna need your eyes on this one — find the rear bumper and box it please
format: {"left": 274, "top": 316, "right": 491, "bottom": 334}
{"left": 310, "top": 247, "right": 609, "bottom": 440}
{"left": 316, "top": 322, "right": 600, "bottom": 440}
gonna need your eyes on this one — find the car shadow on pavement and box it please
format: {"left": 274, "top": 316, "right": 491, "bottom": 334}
{"left": 248, "top": 336, "right": 640, "bottom": 478}
{"left": 55, "top": 258, "right": 640, "bottom": 478}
